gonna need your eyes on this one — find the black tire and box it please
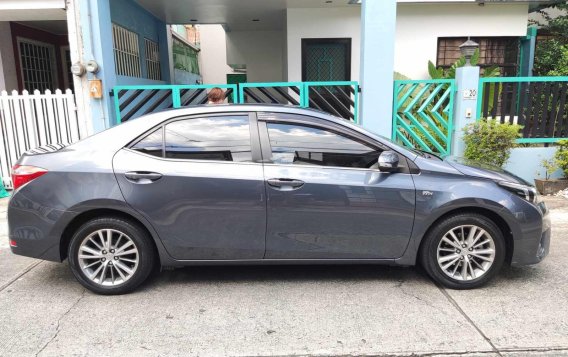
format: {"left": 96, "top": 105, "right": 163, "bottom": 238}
{"left": 68, "top": 217, "right": 156, "bottom": 295}
{"left": 420, "top": 213, "right": 506, "bottom": 289}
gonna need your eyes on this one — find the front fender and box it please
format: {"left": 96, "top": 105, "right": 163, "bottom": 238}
{"left": 395, "top": 173, "right": 542, "bottom": 265}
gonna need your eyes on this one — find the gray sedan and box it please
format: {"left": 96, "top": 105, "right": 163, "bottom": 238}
{"left": 7, "top": 105, "right": 550, "bottom": 294}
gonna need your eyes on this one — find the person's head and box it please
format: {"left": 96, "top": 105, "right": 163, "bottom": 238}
{"left": 207, "top": 87, "right": 225, "bottom": 104}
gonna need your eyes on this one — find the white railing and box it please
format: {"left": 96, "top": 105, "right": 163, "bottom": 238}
{"left": 0, "top": 89, "right": 88, "bottom": 189}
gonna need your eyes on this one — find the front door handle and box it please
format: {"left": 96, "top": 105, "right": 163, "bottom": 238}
{"left": 267, "top": 178, "right": 305, "bottom": 190}
{"left": 125, "top": 171, "right": 163, "bottom": 183}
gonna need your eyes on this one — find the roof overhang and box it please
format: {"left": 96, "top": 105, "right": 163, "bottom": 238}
{"left": 0, "top": 0, "right": 66, "bottom": 21}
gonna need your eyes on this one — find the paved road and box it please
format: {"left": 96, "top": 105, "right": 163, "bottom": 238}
{"left": 0, "top": 197, "right": 567, "bottom": 357}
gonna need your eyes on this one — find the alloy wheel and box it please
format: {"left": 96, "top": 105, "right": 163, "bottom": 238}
{"left": 436, "top": 225, "right": 496, "bottom": 281}
{"left": 77, "top": 229, "right": 139, "bottom": 286}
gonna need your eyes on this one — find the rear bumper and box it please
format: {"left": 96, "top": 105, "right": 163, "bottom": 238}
{"left": 510, "top": 203, "right": 551, "bottom": 267}
{"left": 8, "top": 198, "right": 77, "bottom": 262}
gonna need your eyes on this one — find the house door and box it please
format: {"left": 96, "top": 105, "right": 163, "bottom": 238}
{"left": 302, "top": 38, "right": 351, "bottom": 82}
{"left": 302, "top": 38, "right": 352, "bottom": 117}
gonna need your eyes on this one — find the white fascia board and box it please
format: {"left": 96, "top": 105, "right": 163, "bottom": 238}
{"left": 0, "top": 0, "right": 66, "bottom": 10}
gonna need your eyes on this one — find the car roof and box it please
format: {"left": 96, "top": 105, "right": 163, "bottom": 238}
{"left": 72, "top": 104, "right": 418, "bottom": 160}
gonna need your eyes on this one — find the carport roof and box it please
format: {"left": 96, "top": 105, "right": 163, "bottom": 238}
{"left": 134, "top": 0, "right": 555, "bottom": 30}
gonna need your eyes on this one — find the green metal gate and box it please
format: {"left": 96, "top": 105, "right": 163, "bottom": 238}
{"left": 392, "top": 79, "right": 455, "bottom": 156}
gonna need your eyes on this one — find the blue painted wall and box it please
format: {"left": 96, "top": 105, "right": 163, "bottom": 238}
{"left": 79, "top": 0, "right": 174, "bottom": 131}
{"left": 505, "top": 147, "right": 562, "bottom": 183}
{"left": 109, "top": 0, "right": 170, "bottom": 85}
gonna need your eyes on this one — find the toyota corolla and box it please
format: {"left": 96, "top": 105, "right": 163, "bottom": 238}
{"left": 7, "top": 105, "right": 550, "bottom": 294}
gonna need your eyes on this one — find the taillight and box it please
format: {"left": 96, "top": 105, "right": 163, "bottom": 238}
{"left": 11, "top": 165, "right": 47, "bottom": 190}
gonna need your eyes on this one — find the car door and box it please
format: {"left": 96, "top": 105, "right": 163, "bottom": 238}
{"left": 113, "top": 112, "right": 266, "bottom": 260}
{"left": 258, "top": 113, "right": 416, "bottom": 259}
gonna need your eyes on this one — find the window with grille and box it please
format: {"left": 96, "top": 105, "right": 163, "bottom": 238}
{"left": 18, "top": 39, "right": 57, "bottom": 92}
{"left": 145, "top": 38, "right": 161, "bottom": 80}
{"left": 437, "top": 37, "right": 520, "bottom": 76}
{"left": 112, "top": 23, "right": 141, "bottom": 77}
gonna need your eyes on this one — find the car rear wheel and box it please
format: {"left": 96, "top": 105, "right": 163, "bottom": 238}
{"left": 420, "top": 213, "right": 505, "bottom": 289}
{"left": 68, "top": 217, "right": 156, "bottom": 295}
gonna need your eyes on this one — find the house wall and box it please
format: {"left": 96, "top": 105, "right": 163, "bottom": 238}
{"left": 0, "top": 22, "right": 18, "bottom": 92}
{"left": 505, "top": 147, "right": 563, "bottom": 183}
{"left": 285, "top": 3, "right": 529, "bottom": 81}
{"left": 198, "top": 25, "right": 233, "bottom": 84}
{"left": 226, "top": 30, "right": 284, "bottom": 82}
{"left": 286, "top": 7, "right": 361, "bottom": 82}
{"left": 109, "top": 0, "right": 170, "bottom": 85}
{"left": 9, "top": 22, "right": 69, "bottom": 91}
{"left": 396, "top": 3, "right": 530, "bottom": 79}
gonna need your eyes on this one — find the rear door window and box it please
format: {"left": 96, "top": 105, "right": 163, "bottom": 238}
{"left": 164, "top": 115, "right": 252, "bottom": 162}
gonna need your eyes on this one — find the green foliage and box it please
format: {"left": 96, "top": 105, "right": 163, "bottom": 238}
{"left": 394, "top": 71, "right": 410, "bottom": 80}
{"left": 462, "top": 119, "right": 522, "bottom": 168}
{"left": 532, "top": 3, "right": 568, "bottom": 76}
{"left": 427, "top": 49, "right": 501, "bottom": 80}
{"left": 555, "top": 139, "right": 568, "bottom": 178}
{"left": 540, "top": 158, "right": 559, "bottom": 180}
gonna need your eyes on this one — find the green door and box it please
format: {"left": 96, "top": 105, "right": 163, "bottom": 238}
{"left": 227, "top": 74, "right": 247, "bottom": 103}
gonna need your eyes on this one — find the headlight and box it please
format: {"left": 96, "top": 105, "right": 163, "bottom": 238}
{"left": 498, "top": 181, "right": 540, "bottom": 204}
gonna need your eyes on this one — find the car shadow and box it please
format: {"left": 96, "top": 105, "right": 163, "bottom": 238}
{"left": 37, "top": 260, "right": 543, "bottom": 292}
{"left": 143, "top": 264, "right": 424, "bottom": 289}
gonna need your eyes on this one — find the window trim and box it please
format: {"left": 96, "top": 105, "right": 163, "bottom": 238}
{"left": 127, "top": 112, "right": 262, "bottom": 164}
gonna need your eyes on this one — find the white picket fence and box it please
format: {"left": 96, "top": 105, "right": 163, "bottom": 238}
{"left": 0, "top": 89, "right": 88, "bottom": 189}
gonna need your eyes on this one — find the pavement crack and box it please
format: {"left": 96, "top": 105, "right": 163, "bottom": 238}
{"left": 395, "top": 280, "right": 450, "bottom": 317}
{"left": 35, "top": 288, "right": 87, "bottom": 357}
{"left": 0, "top": 260, "right": 43, "bottom": 293}
{"left": 437, "top": 285, "right": 503, "bottom": 356}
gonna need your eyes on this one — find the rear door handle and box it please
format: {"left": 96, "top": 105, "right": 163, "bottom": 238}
{"left": 267, "top": 178, "right": 305, "bottom": 190}
{"left": 125, "top": 171, "right": 163, "bottom": 183}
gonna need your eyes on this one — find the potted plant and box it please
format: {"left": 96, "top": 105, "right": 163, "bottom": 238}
{"left": 534, "top": 140, "right": 568, "bottom": 195}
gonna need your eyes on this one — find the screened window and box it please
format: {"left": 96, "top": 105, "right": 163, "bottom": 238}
{"left": 437, "top": 37, "right": 520, "bottom": 76}
{"left": 112, "top": 24, "right": 141, "bottom": 77}
{"left": 165, "top": 116, "right": 252, "bottom": 162}
{"left": 131, "top": 128, "right": 163, "bottom": 157}
{"left": 267, "top": 123, "right": 381, "bottom": 168}
{"left": 18, "top": 39, "right": 57, "bottom": 92}
{"left": 145, "top": 38, "right": 161, "bottom": 80}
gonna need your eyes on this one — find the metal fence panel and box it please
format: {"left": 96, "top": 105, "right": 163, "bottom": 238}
{"left": 113, "top": 84, "right": 238, "bottom": 122}
{"left": 392, "top": 79, "right": 455, "bottom": 156}
{"left": 477, "top": 76, "right": 568, "bottom": 143}
{"left": 114, "top": 82, "right": 360, "bottom": 124}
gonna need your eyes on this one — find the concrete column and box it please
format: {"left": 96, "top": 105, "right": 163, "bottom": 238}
{"left": 66, "top": 0, "right": 93, "bottom": 135}
{"left": 520, "top": 27, "right": 536, "bottom": 77}
{"left": 359, "top": 0, "right": 396, "bottom": 136}
{"left": 0, "top": 22, "right": 18, "bottom": 92}
{"left": 75, "top": 0, "right": 115, "bottom": 133}
{"left": 452, "top": 66, "right": 480, "bottom": 157}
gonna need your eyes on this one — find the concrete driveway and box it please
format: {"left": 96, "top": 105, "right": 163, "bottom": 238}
{"left": 0, "top": 197, "right": 567, "bottom": 357}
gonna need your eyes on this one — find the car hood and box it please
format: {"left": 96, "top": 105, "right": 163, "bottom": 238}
{"left": 445, "top": 156, "right": 532, "bottom": 186}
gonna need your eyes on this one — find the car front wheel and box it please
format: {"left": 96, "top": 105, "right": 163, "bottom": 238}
{"left": 420, "top": 213, "right": 506, "bottom": 289}
{"left": 68, "top": 217, "right": 156, "bottom": 295}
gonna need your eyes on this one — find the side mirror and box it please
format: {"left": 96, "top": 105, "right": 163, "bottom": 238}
{"left": 378, "top": 151, "right": 399, "bottom": 172}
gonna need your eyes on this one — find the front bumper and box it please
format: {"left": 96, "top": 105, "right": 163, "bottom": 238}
{"left": 510, "top": 201, "right": 551, "bottom": 266}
